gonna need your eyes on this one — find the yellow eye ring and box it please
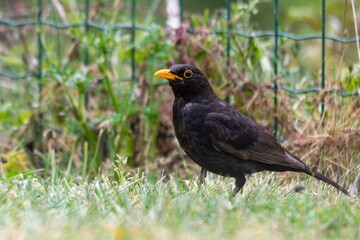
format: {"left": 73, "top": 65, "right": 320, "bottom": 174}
{"left": 183, "top": 70, "right": 193, "bottom": 78}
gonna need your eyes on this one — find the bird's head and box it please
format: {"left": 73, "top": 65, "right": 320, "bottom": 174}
{"left": 154, "top": 64, "right": 215, "bottom": 98}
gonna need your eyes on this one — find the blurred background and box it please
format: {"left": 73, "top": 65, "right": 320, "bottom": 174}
{"left": 0, "top": 0, "right": 359, "bottom": 180}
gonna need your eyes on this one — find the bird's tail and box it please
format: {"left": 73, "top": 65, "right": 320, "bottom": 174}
{"left": 311, "top": 171, "right": 350, "bottom": 196}
{"left": 287, "top": 150, "right": 350, "bottom": 196}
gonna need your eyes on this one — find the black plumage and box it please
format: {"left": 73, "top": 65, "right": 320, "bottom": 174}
{"left": 154, "top": 64, "right": 349, "bottom": 196}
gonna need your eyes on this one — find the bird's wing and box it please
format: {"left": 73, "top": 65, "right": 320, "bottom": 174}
{"left": 205, "top": 111, "right": 305, "bottom": 170}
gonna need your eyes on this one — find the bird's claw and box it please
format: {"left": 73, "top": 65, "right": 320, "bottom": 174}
{"left": 232, "top": 175, "right": 246, "bottom": 197}
{"left": 197, "top": 168, "right": 207, "bottom": 184}
{"left": 232, "top": 187, "right": 241, "bottom": 197}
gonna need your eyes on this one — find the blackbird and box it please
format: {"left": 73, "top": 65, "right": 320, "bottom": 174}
{"left": 154, "top": 64, "right": 349, "bottom": 196}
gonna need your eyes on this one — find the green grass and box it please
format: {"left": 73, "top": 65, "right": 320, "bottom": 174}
{"left": 0, "top": 172, "right": 358, "bottom": 240}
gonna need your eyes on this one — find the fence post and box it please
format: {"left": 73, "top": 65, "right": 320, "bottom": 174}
{"left": 321, "top": 0, "right": 326, "bottom": 126}
{"left": 226, "top": 0, "right": 231, "bottom": 71}
{"left": 273, "top": 0, "right": 279, "bottom": 138}
{"left": 131, "top": 0, "right": 136, "bottom": 81}
{"left": 34, "top": 0, "right": 44, "bottom": 167}
{"left": 37, "top": 0, "right": 43, "bottom": 100}
{"left": 84, "top": 0, "right": 90, "bottom": 108}
{"left": 179, "top": 0, "right": 184, "bottom": 24}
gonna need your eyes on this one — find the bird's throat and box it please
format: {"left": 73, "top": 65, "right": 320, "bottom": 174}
{"left": 169, "top": 81, "right": 216, "bottom": 100}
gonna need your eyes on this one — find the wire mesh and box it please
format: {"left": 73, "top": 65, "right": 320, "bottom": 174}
{"left": 0, "top": 0, "right": 359, "bottom": 142}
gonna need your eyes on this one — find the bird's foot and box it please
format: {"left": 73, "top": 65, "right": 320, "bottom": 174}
{"left": 232, "top": 187, "right": 241, "bottom": 197}
{"left": 232, "top": 175, "right": 246, "bottom": 197}
{"left": 197, "top": 168, "right": 207, "bottom": 184}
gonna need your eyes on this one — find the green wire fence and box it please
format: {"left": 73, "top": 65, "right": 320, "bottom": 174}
{"left": 0, "top": 0, "right": 359, "bottom": 143}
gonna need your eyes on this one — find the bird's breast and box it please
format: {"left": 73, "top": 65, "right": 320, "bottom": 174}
{"left": 173, "top": 100, "right": 208, "bottom": 136}
{"left": 172, "top": 99, "right": 214, "bottom": 160}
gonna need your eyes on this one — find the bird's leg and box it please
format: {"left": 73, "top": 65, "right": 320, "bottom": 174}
{"left": 197, "top": 168, "right": 207, "bottom": 184}
{"left": 232, "top": 175, "right": 246, "bottom": 197}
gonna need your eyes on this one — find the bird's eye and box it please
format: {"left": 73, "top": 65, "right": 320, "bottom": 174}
{"left": 183, "top": 70, "right": 193, "bottom": 78}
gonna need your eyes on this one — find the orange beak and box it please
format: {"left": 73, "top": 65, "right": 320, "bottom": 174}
{"left": 154, "top": 69, "right": 183, "bottom": 81}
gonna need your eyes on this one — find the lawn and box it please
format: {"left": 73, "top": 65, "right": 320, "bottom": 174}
{"left": 0, "top": 170, "right": 358, "bottom": 240}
